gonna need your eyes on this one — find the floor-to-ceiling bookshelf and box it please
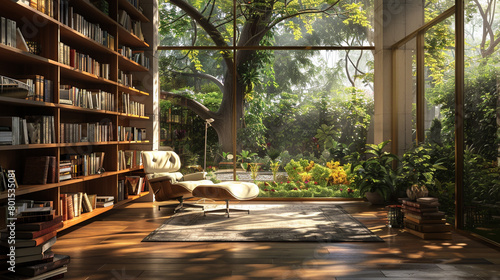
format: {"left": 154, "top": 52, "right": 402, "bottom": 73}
{"left": 0, "top": 0, "right": 156, "bottom": 231}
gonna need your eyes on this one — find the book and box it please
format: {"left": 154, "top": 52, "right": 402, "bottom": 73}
{"left": 401, "top": 204, "right": 439, "bottom": 213}
{"left": 404, "top": 215, "right": 446, "bottom": 225}
{"left": 20, "top": 207, "right": 53, "bottom": 216}
{"left": 82, "top": 193, "right": 93, "bottom": 213}
{"left": 402, "top": 210, "right": 446, "bottom": 220}
{"left": 23, "top": 156, "right": 50, "bottom": 185}
{"left": 404, "top": 227, "right": 452, "bottom": 240}
{"left": 9, "top": 236, "right": 56, "bottom": 257}
{"left": 417, "top": 197, "right": 439, "bottom": 204}
{"left": 125, "top": 176, "right": 140, "bottom": 195}
{"left": 402, "top": 199, "right": 440, "bottom": 208}
{"left": 15, "top": 215, "right": 63, "bottom": 231}
{"left": 15, "top": 254, "right": 70, "bottom": 277}
{"left": 11, "top": 250, "right": 54, "bottom": 265}
{"left": 14, "top": 212, "right": 56, "bottom": 224}
{"left": 0, "top": 231, "right": 57, "bottom": 248}
{"left": 404, "top": 219, "right": 452, "bottom": 233}
{"left": 96, "top": 201, "right": 113, "bottom": 208}
{"left": 16, "top": 27, "right": 29, "bottom": 52}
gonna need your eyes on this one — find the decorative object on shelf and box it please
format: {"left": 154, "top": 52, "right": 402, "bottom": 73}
{"left": 406, "top": 184, "right": 429, "bottom": 201}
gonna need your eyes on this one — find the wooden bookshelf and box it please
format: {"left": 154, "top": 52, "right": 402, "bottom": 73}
{"left": 0, "top": 0, "right": 155, "bottom": 231}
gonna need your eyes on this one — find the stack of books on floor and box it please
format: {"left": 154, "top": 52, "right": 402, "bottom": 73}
{"left": 0, "top": 201, "right": 70, "bottom": 279}
{"left": 402, "top": 197, "right": 452, "bottom": 240}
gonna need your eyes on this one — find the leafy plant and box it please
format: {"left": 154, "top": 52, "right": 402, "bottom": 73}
{"left": 353, "top": 140, "right": 399, "bottom": 201}
{"left": 269, "top": 160, "right": 280, "bottom": 182}
{"left": 249, "top": 163, "right": 261, "bottom": 182}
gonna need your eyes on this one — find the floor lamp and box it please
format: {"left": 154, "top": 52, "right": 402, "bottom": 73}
{"left": 204, "top": 118, "right": 215, "bottom": 176}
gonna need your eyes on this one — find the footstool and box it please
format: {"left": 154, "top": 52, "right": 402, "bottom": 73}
{"left": 192, "top": 181, "right": 259, "bottom": 217}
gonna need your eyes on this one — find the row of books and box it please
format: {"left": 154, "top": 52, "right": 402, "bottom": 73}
{"left": 402, "top": 197, "right": 452, "bottom": 240}
{"left": 59, "top": 192, "right": 113, "bottom": 222}
{"left": 59, "top": 160, "right": 72, "bottom": 181}
{"left": 0, "top": 16, "right": 18, "bottom": 49}
{"left": 118, "top": 46, "right": 150, "bottom": 69}
{"left": 1, "top": 15, "right": 41, "bottom": 56}
{"left": 60, "top": 122, "right": 114, "bottom": 143}
{"left": 0, "top": 74, "right": 53, "bottom": 102}
{"left": 60, "top": 152, "right": 106, "bottom": 178}
{"left": 0, "top": 200, "right": 70, "bottom": 278}
{"left": 118, "top": 126, "right": 147, "bottom": 142}
{"left": 60, "top": 85, "right": 115, "bottom": 111}
{"left": 118, "top": 150, "right": 143, "bottom": 170}
{"left": 17, "top": 0, "right": 56, "bottom": 18}
{"left": 61, "top": 2, "right": 115, "bottom": 50}
{"left": 120, "top": 92, "right": 146, "bottom": 116}
{"left": 118, "top": 70, "right": 133, "bottom": 87}
{"left": 118, "top": 10, "right": 144, "bottom": 41}
{"left": 59, "top": 42, "right": 111, "bottom": 79}
{"left": 0, "top": 115, "right": 55, "bottom": 145}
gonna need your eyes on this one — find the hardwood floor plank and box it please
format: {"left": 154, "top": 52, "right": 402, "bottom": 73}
{"left": 49, "top": 201, "right": 500, "bottom": 279}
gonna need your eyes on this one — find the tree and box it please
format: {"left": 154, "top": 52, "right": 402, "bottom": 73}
{"left": 159, "top": 0, "right": 371, "bottom": 152}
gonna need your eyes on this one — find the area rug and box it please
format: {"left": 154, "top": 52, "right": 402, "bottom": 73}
{"left": 142, "top": 204, "right": 383, "bottom": 242}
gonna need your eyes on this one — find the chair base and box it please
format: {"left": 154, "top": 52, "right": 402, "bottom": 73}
{"left": 158, "top": 197, "right": 204, "bottom": 213}
{"left": 203, "top": 200, "right": 250, "bottom": 218}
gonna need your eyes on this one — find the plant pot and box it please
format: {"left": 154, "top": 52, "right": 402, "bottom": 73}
{"left": 365, "top": 191, "right": 385, "bottom": 205}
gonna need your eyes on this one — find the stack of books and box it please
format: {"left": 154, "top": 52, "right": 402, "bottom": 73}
{"left": 402, "top": 197, "right": 452, "bottom": 239}
{"left": 96, "top": 196, "right": 114, "bottom": 208}
{"left": 0, "top": 201, "right": 70, "bottom": 278}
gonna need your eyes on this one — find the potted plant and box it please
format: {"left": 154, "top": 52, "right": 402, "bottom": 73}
{"left": 352, "top": 141, "right": 399, "bottom": 204}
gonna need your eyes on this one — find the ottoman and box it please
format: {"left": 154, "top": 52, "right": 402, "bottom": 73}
{"left": 192, "top": 181, "right": 259, "bottom": 217}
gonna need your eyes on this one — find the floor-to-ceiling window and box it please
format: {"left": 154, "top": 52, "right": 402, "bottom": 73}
{"left": 158, "top": 0, "right": 374, "bottom": 184}
{"left": 461, "top": 0, "right": 500, "bottom": 243}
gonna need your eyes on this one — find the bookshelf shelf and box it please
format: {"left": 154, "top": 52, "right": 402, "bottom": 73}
{"left": 117, "top": 24, "right": 149, "bottom": 48}
{"left": 0, "top": 96, "right": 58, "bottom": 107}
{"left": 0, "top": 0, "right": 155, "bottom": 232}
{"left": 59, "top": 25, "right": 118, "bottom": 56}
{"left": 118, "top": 84, "right": 150, "bottom": 96}
{"left": 118, "top": 55, "right": 149, "bottom": 72}
{"left": 58, "top": 191, "right": 150, "bottom": 231}
{"left": 118, "top": 0, "right": 150, "bottom": 23}
{"left": 0, "top": 143, "right": 58, "bottom": 151}
{"left": 0, "top": 44, "right": 55, "bottom": 65}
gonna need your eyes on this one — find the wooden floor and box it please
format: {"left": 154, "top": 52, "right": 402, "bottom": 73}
{"left": 53, "top": 195, "right": 500, "bottom": 280}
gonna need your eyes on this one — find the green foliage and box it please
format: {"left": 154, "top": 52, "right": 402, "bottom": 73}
{"left": 352, "top": 141, "right": 399, "bottom": 200}
{"left": 396, "top": 143, "right": 447, "bottom": 195}
{"left": 257, "top": 181, "right": 358, "bottom": 198}
{"left": 431, "top": 63, "right": 499, "bottom": 161}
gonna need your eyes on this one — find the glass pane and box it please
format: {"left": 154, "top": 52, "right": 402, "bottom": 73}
{"left": 236, "top": 50, "right": 374, "bottom": 197}
{"left": 159, "top": 0, "right": 374, "bottom": 47}
{"left": 420, "top": 15, "right": 456, "bottom": 224}
{"left": 463, "top": 0, "right": 500, "bottom": 243}
{"left": 159, "top": 0, "right": 234, "bottom": 46}
{"left": 239, "top": 0, "right": 374, "bottom": 47}
{"left": 425, "top": 0, "right": 454, "bottom": 22}
{"left": 158, "top": 49, "right": 229, "bottom": 171}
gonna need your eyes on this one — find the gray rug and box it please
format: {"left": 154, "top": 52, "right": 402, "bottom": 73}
{"left": 142, "top": 204, "right": 383, "bottom": 242}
